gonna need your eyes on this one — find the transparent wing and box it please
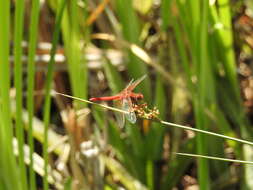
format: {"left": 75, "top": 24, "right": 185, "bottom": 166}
{"left": 114, "top": 100, "right": 125, "bottom": 128}
{"left": 122, "top": 97, "right": 136, "bottom": 124}
{"left": 120, "top": 74, "right": 147, "bottom": 93}
{"left": 121, "top": 79, "right": 134, "bottom": 92}
{"left": 126, "top": 74, "right": 147, "bottom": 91}
{"left": 126, "top": 110, "right": 137, "bottom": 124}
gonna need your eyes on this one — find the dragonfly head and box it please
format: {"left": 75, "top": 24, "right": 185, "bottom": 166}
{"left": 133, "top": 93, "right": 144, "bottom": 100}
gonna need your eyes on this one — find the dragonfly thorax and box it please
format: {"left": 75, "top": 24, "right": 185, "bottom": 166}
{"left": 129, "top": 92, "right": 143, "bottom": 100}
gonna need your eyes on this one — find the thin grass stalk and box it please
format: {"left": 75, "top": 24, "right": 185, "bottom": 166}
{"left": 27, "top": 0, "right": 40, "bottom": 188}
{"left": 42, "top": 1, "right": 67, "bottom": 189}
{"left": 175, "top": 152, "right": 253, "bottom": 165}
{"left": 0, "top": 1, "right": 21, "bottom": 189}
{"left": 14, "top": 0, "right": 27, "bottom": 189}
{"left": 55, "top": 92, "right": 253, "bottom": 147}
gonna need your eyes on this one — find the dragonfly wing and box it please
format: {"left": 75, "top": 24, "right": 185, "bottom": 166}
{"left": 120, "top": 78, "right": 134, "bottom": 93}
{"left": 126, "top": 110, "right": 136, "bottom": 124}
{"left": 116, "top": 112, "right": 125, "bottom": 128}
{"left": 122, "top": 97, "right": 136, "bottom": 124}
{"left": 114, "top": 101, "right": 125, "bottom": 128}
{"left": 127, "top": 74, "right": 147, "bottom": 91}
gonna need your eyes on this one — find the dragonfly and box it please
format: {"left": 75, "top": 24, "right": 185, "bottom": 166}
{"left": 89, "top": 75, "right": 146, "bottom": 126}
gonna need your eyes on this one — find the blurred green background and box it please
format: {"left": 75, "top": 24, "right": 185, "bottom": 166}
{"left": 1, "top": 0, "right": 253, "bottom": 189}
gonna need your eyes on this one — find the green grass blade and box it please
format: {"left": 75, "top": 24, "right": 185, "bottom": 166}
{"left": 102, "top": 155, "right": 148, "bottom": 190}
{"left": 69, "top": 0, "right": 87, "bottom": 100}
{"left": 114, "top": 0, "right": 151, "bottom": 101}
{"left": 14, "top": 0, "right": 28, "bottom": 189}
{"left": 26, "top": 0, "right": 40, "bottom": 188}
{"left": 61, "top": 0, "right": 88, "bottom": 109}
{"left": 161, "top": 139, "right": 195, "bottom": 190}
{"left": 115, "top": 0, "right": 140, "bottom": 45}
{"left": 107, "top": 120, "right": 144, "bottom": 181}
{"left": 0, "top": 1, "right": 21, "bottom": 189}
{"left": 161, "top": 0, "right": 172, "bottom": 31}
{"left": 64, "top": 178, "right": 72, "bottom": 190}
{"left": 103, "top": 61, "right": 149, "bottom": 182}
{"left": 195, "top": 1, "right": 212, "bottom": 189}
{"left": 213, "top": 0, "right": 253, "bottom": 188}
{"left": 42, "top": 0, "right": 67, "bottom": 189}
{"left": 145, "top": 76, "right": 166, "bottom": 160}
{"left": 103, "top": 61, "right": 124, "bottom": 94}
{"left": 242, "top": 145, "right": 253, "bottom": 188}
{"left": 217, "top": 0, "right": 240, "bottom": 99}
{"left": 172, "top": 16, "right": 192, "bottom": 89}
{"left": 146, "top": 159, "right": 154, "bottom": 190}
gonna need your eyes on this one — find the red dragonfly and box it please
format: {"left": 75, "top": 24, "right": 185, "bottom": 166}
{"left": 89, "top": 75, "right": 146, "bottom": 125}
